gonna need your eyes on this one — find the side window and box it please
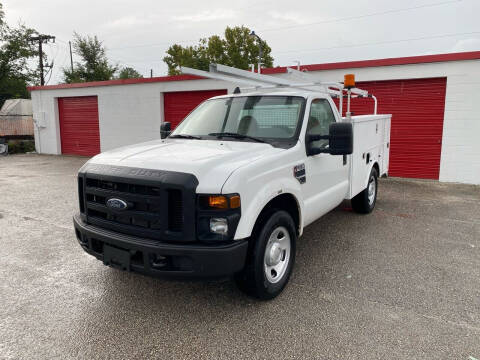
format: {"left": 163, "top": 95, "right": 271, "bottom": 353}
{"left": 306, "top": 98, "right": 336, "bottom": 149}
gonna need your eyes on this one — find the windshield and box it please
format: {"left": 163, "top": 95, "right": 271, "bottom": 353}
{"left": 171, "top": 96, "right": 306, "bottom": 143}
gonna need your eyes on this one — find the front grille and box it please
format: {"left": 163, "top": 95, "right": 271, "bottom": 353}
{"left": 83, "top": 177, "right": 184, "bottom": 240}
{"left": 168, "top": 189, "right": 183, "bottom": 232}
{"left": 78, "top": 177, "right": 85, "bottom": 213}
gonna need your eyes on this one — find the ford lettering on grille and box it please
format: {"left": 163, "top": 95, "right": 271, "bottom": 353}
{"left": 106, "top": 198, "right": 128, "bottom": 211}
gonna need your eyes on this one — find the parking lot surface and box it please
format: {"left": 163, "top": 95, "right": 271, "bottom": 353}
{"left": 1, "top": 154, "right": 479, "bottom": 359}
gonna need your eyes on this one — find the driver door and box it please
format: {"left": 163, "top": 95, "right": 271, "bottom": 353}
{"left": 302, "top": 98, "right": 349, "bottom": 226}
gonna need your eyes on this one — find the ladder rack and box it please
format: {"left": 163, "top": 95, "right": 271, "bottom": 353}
{"left": 180, "top": 64, "right": 377, "bottom": 115}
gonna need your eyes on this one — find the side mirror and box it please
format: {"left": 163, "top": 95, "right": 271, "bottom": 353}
{"left": 160, "top": 122, "right": 171, "bottom": 139}
{"left": 307, "top": 122, "right": 353, "bottom": 156}
{"left": 328, "top": 122, "right": 353, "bottom": 155}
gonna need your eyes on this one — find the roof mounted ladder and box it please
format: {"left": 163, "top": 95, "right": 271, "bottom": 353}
{"left": 180, "top": 64, "right": 377, "bottom": 115}
{"left": 181, "top": 64, "right": 337, "bottom": 94}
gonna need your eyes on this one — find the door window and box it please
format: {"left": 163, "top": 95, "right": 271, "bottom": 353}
{"left": 306, "top": 98, "right": 336, "bottom": 150}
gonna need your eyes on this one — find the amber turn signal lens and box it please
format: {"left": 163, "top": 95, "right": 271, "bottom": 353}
{"left": 344, "top": 73, "right": 355, "bottom": 89}
{"left": 208, "top": 195, "right": 229, "bottom": 209}
{"left": 229, "top": 195, "right": 241, "bottom": 209}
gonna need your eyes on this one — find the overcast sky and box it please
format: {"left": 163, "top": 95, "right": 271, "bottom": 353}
{"left": 3, "top": 0, "right": 479, "bottom": 84}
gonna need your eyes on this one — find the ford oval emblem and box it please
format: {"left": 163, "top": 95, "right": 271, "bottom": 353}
{"left": 106, "top": 198, "right": 128, "bottom": 211}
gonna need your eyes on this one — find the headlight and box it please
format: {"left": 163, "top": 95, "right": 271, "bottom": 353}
{"left": 210, "top": 218, "right": 228, "bottom": 235}
{"left": 196, "top": 194, "right": 241, "bottom": 242}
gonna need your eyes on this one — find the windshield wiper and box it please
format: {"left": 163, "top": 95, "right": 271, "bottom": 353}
{"left": 169, "top": 134, "right": 203, "bottom": 140}
{"left": 208, "top": 132, "right": 267, "bottom": 143}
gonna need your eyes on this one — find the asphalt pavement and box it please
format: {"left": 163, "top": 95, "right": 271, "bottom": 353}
{"left": 1, "top": 154, "right": 479, "bottom": 359}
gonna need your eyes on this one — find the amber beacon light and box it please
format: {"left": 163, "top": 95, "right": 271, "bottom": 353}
{"left": 344, "top": 74, "right": 355, "bottom": 89}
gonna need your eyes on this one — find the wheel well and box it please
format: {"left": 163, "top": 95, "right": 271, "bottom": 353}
{"left": 373, "top": 162, "right": 380, "bottom": 175}
{"left": 254, "top": 193, "right": 300, "bottom": 236}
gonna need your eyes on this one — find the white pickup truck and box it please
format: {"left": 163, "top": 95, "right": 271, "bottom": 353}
{"left": 73, "top": 65, "right": 391, "bottom": 299}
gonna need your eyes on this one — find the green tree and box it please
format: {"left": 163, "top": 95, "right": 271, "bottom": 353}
{"left": 163, "top": 26, "right": 274, "bottom": 75}
{"left": 117, "top": 66, "right": 142, "bottom": 79}
{"left": 0, "top": 2, "right": 39, "bottom": 106}
{"left": 63, "top": 32, "right": 117, "bottom": 83}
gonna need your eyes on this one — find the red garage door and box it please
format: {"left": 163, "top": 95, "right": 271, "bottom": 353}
{"left": 58, "top": 96, "right": 100, "bottom": 156}
{"left": 344, "top": 78, "right": 446, "bottom": 179}
{"left": 164, "top": 89, "right": 227, "bottom": 129}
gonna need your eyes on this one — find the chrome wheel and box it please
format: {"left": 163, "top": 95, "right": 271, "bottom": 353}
{"left": 264, "top": 226, "right": 291, "bottom": 284}
{"left": 368, "top": 175, "right": 376, "bottom": 205}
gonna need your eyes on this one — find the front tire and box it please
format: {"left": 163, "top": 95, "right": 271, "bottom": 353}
{"left": 235, "top": 210, "right": 296, "bottom": 300}
{"left": 351, "top": 167, "right": 378, "bottom": 214}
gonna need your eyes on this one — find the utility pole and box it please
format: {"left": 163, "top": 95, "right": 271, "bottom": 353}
{"left": 69, "top": 41, "right": 74, "bottom": 73}
{"left": 29, "top": 34, "right": 56, "bottom": 85}
{"left": 150, "top": 69, "right": 153, "bottom": 78}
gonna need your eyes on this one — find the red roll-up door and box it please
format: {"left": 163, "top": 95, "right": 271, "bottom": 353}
{"left": 163, "top": 89, "right": 227, "bottom": 129}
{"left": 58, "top": 96, "right": 100, "bottom": 156}
{"left": 340, "top": 78, "right": 446, "bottom": 179}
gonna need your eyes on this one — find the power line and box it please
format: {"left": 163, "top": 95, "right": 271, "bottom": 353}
{"left": 273, "top": 31, "right": 480, "bottom": 55}
{"left": 49, "top": 1, "right": 471, "bottom": 80}
{"left": 57, "top": 36, "right": 140, "bottom": 70}
{"left": 259, "top": 0, "right": 463, "bottom": 33}
{"left": 105, "top": 31, "right": 480, "bottom": 64}
{"left": 108, "top": 38, "right": 196, "bottom": 51}
{"left": 46, "top": 42, "right": 69, "bottom": 85}
{"left": 104, "top": 0, "right": 462, "bottom": 51}
{"left": 52, "top": 30, "right": 478, "bottom": 80}
{"left": 43, "top": 42, "right": 60, "bottom": 85}
{"left": 44, "top": 65, "right": 54, "bottom": 85}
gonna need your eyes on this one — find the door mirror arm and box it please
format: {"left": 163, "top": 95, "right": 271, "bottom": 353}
{"left": 307, "top": 146, "right": 327, "bottom": 156}
{"left": 307, "top": 134, "right": 329, "bottom": 142}
{"left": 306, "top": 134, "right": 330, "bottom": 156}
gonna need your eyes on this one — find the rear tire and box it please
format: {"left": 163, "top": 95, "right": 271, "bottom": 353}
{"left": 351, "top": 167, "right": 378, "bottom": 214}
{"left": 235, "top": 210, "right": 296, "bottom": 300}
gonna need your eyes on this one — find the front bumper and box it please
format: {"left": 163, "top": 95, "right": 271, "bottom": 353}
{"left": 73, "top": 214, "right": 248, "bottom": 279}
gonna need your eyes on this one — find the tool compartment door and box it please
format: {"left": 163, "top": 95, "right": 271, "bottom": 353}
{"left": 347, "top": 115, "right": 391, "bottom": 199}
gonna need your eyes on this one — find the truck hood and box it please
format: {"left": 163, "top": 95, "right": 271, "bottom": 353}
{"left": 87, "top": 139, "right": 283, "bottom": 193}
